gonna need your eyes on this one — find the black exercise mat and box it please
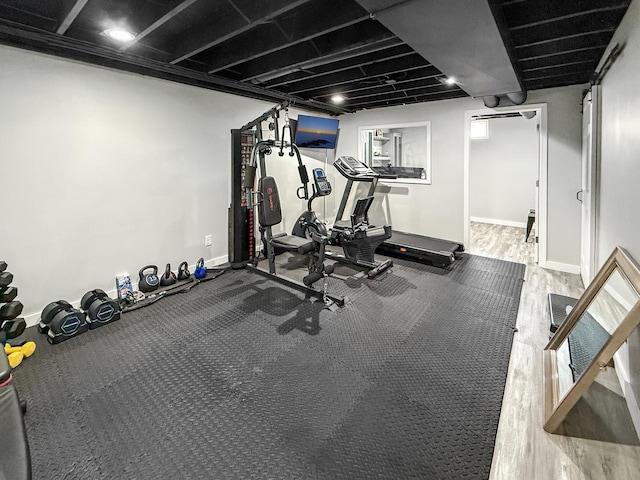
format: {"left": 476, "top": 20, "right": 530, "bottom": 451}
{"left": 568, "top": 310, "right": 610, "bottom": 380}
{"left": 12, "top": 253, "right": 525, "bottom": 479}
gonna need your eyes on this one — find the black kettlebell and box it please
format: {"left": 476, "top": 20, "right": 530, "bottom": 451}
{"left": 177, "top": 261, "right": 191, "bottom": 281}
{"left": 138, "top": 265, "right": 159, "bottom": 293}
{"left": 160, "top": 263, "right": 177, "bottom": 287}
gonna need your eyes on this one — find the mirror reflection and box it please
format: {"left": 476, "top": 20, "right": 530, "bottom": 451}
{"left": 358, "top": 122, "right": 431, "bottom": 182}
{"left": 556, "top": 267, "right": 640, "bottom": 399}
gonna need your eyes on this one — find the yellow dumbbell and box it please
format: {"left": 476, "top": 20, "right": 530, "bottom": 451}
{"left": 4, "top": 341, "right": 36, "bottom": 358}
{"left": 7, "top": 351, "right": 24, "bottom": 368}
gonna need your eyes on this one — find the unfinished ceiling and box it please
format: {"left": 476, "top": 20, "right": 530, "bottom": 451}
{"left": 0, "top": 0, "right": 631, "bottom": 115}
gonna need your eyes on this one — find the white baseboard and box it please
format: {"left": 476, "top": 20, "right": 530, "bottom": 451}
{"left": 470, "top": 216, "right": 527, "bottom": 229}
{"left": 23, "top": 255, "right": 229, "bottom": 328}
{"left": 543, "top": 260, "right": 580, "bottom": 275}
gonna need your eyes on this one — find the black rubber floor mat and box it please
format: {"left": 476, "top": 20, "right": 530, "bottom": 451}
{"left": 12, "top": 253, "right": 525, "bottom": 480}
{"left": 568, "top": 310, "right": 610, "bottom": 380}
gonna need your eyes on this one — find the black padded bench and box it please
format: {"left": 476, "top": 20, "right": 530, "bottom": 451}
{"left": 0, "top": 342, "right": 32, "bottom": 480}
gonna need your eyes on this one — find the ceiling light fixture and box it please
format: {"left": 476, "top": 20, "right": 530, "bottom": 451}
{"left": 445, "top": 77, "right": 456, "bottom": 85}
{"left": 331, "top": 94, "right": 345, "bottom": 104}
{"left": 103, "top": 28, "right": 135, "bottom": 42}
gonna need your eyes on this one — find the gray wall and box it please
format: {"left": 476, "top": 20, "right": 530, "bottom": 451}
{"left": 335, "top": 85, "right": 585, "bottom": 268}
{"left": 0, "top": 45, "right": 272, "bottom": 322}
{"left": 528, "top": 87, "right": 584, "bottom": 268}
{"left": 469, "top": 116, "right": 539, "bottom": 225}
{"left": 594, "top": 0, "right": 640, "bottom": 432}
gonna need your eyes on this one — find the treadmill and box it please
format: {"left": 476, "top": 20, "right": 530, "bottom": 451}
{"left": 333, "top": 156, "right": 464, "bottom": 268}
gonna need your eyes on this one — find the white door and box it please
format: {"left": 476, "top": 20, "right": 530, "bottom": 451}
{"left": 580, "top": 89, "right": 598, "bottom": 285}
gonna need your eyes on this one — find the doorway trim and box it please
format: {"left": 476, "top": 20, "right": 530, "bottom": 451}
{"left": 463, "top": 103, "right": 548, "bottom": 267}
{"left": 580, "top": 86, "right": 600, "bottom": 285}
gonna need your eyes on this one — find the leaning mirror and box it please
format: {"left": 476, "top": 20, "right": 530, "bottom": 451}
{"left": 543, "top": 246, "right": 640, "bottom": 433}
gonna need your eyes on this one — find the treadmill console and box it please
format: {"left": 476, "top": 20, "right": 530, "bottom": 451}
{"left": 334, "top": 156, "right": 379, "bottom": 179}
{"left": 312, "top": 168, "right": 332, "bottom": 196}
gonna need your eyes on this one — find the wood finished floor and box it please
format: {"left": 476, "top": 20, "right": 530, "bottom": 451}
{"left": 469, "top": 222, "right": 640, "bottom": 480}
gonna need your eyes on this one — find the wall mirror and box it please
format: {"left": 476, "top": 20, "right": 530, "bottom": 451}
{"left": 544, "top": 246, "right": 640, "bottom": 434}
{"left": 358, "top": 121, "right": 431, "bottom": 184}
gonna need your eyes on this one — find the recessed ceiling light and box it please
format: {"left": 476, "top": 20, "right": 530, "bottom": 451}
{"left": 103, "top": 28, "right": 135, "bottom": 42}
{"left": 438, "top": 76, "right": 457, "bottom": 85}
{"left": 331, "top": 94, "right": 346, "bottom": 104}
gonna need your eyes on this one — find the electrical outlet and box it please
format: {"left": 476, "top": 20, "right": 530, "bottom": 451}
{"left": 204, "top": 234, "right": 212, "bottom": 247}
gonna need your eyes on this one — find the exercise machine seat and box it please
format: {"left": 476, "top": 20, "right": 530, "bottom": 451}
{"left": 0, "top": 384, "right": 32, "bottom": 480}
{"left": 258, "top": 175, "right": 315, "bottom": 254}
{"left": 271, "top": 233, "right": 316, "bottom": 254}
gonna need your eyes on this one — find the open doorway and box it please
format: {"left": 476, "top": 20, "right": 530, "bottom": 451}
{"left": 463, "top": 104, "right": 548, "bottom": 265}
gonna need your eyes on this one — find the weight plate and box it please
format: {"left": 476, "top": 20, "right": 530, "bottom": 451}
{"left": 81, "top": 291, "right": 98, "bottom": 311}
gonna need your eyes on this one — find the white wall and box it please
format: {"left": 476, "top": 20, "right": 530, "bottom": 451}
{"left": 594, "top": 0, "right": 640, "bottom": 434}
{"left": 0, "top": 44, "right": 274, "bottom": 323}
{"left": 469, "top": 116, "right": 539, "bottom": 225}
{"left": 336, "top": 84, "right": 585, "bottom": 267}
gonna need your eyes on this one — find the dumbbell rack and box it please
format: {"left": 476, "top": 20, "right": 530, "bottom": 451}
{"left": 0, "top": 261, "right": 26, "bottom": 345}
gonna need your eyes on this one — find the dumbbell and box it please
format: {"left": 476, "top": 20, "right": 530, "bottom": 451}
{"left": 0, "top": 271, "right": 13, "bottom": 287}
{"left": 1, "top": 318, "right": 26, "bottom": 340}
{"left": 0, "top": 261, "right": 6, "bottom": 272}
{"left": 0, "top": 301, "right": 23, "bottom": 320}
{"left": 39, "top": 300, "right": 72, "bottom": 333}
{"left": 80, "top": 289, "right": 121, "bottom": 329}
{"left": 39, "top": 300, "right": 88, "bottom": 344}
{"left": 0, "top": 285, "right": 18, "bottom": 303}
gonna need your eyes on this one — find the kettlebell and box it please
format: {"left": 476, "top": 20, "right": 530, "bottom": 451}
{"left": 177, "top": 261, "right": 191, "bottom": 281}
{"left": 194, "top": 258, "right": 206, "bottom": 279}
{"left": 138, "top": 265, "right": 159, "bottom": 293}
{"left": 160, "top": 263, "right": 177, "bottom": 287}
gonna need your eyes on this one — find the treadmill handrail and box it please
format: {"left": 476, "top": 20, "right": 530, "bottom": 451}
{"left": 334, "top": 156, "right": 378, "bottom": 180}
{"left": 334, "top": 156, "right": 398, "bottom": 180}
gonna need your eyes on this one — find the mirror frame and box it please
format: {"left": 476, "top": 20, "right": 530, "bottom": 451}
{"left": 543, "top": 246, "right": 640, "bottom": 433}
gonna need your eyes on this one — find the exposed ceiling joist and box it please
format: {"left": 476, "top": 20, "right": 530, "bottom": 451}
{"left": 265, "top": 48, "right": 415, "bottom": 89}
{"left": 120, "top": 0, "right": 200, "bottom": 51}
{"left": 56, "top": 0, "right": 89, "bottom": 35}
{"left": 206, "top": 3, "right": 370, "bottom": 73}
{"left": 244, "top": 36, "right": 402, "bottom": 83}
{"left": 170, "top": 0, "right": 313, "bottom": 65}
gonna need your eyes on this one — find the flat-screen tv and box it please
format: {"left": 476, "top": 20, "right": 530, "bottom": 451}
{"left": 294, "top": 114, "right": 339, "bottom": 149}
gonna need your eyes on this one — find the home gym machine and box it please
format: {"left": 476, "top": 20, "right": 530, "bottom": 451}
{"left": 292, "top": 167, "right": 393, "bottom": 279}
{"left": 333, "top": 156, "right": 465, "bottom": 268}
{"left": 229, "top": 101, "right": 344, "bottom": 307}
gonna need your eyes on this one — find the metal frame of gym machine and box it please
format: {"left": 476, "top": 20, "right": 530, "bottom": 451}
{"left": 229, "top": 101, "right": 345, "bottom": 307}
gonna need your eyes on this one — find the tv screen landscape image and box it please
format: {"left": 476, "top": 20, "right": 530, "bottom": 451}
{"left": 294, "top": 115, "right": 339, "bottom": 149}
